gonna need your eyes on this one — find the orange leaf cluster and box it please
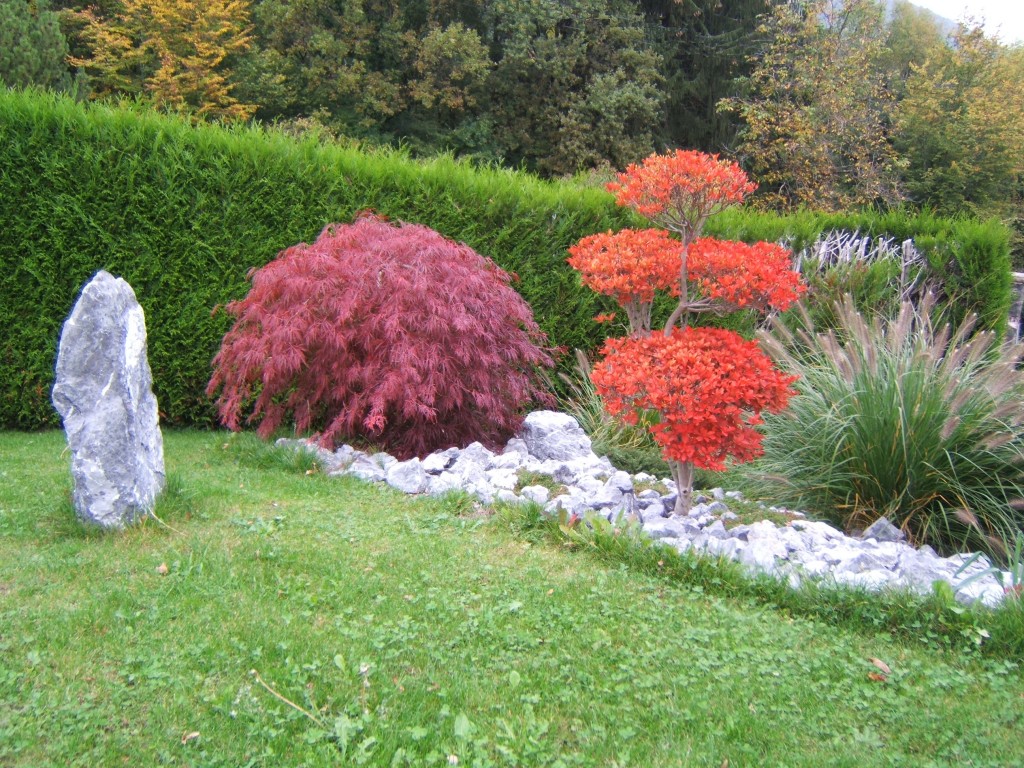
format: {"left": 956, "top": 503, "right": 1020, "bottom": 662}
{"left": 567, "top": 228, "right": 680, "bottom": 304}
{"left": 591, "top": 327, "right": 797, "bottom": 471}
{"left": 688, "top": 238, "right": 806, "bottom": 313}
{"left": 567, "top": 228, "right": 681, "bottom": 335}
{"left": 606, "top": 150, "right": 756, "bottom": 238}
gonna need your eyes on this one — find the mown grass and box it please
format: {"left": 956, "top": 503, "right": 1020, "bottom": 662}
{"left": 1, "top": 430, "right": 1022, "bottom": 767}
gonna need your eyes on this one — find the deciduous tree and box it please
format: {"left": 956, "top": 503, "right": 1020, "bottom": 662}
{"left": 208, "top": 215, "right": 555, "bottom": 458}
{"left": 894, "top": 24, "right": 1024, "bottom": 219}
{"left": 720, "top": 0, "right": 904, "bottom": 211}
{"left": 71, "top": 0, "right": 256, "bottom": 120}
{"left": 572, "top": 150, "right": 803, "bottom": 513}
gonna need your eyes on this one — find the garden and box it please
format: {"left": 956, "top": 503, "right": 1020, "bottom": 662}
{"left": 2, "top": 91, "right": 1024, "bottom": 766}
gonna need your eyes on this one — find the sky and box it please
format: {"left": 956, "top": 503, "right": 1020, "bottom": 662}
{"left": 909, "top": 0, "right": 1024, "bottom": 44}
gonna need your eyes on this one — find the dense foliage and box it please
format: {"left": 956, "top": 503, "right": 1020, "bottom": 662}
{"left": 208, "top": 216, "right": 554, "bottom": 457}
{"left": 0, "top": 0, "right": 74, "bottom": 93}
{"left": 593, "top": 327, "right": 796, "bottom": 471}
{"left": 1, "top": 1, "right": 1017, "bottom": 257}
{"left": 575, "top": 151, "right": 804, "bottom": 513}
{"left": 0, "top": 90, "right": 1011, "bottom": 430}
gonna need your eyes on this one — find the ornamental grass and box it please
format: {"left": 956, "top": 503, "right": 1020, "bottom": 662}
{"left": 751, "top": 295, "right": 1024, "bottom": 561}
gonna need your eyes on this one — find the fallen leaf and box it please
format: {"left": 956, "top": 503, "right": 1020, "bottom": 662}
{"left": 869, "top": 657, "right": 892, "bottom": 675}
{"left": 156, "top": 563, "right": 169, "bottom": 575}
{"left": 181, "top": 731, "right": 200, "bottom": 745}
{"left": 867, "top": 672, "right": 887, "bottom": 683}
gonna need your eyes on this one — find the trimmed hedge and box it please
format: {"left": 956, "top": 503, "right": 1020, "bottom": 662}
{"left": 708, "top": 207, "right": 1014, "bottom": 335}
{"left": 0, "top": 90, "right": 1013, "bottom": 430}
{"left": 1, "top": 90, "right": 632, "bottom": 429}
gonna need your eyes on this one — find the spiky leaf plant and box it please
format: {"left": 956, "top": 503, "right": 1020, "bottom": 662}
{"left": 752, "top": 294, "right": 1024, "bottom": 559}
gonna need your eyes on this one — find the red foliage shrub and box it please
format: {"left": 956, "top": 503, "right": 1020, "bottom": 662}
{"left": 207, "top": 215, "right": 555, "bottom": 458}
{"left": 688, "top": 237, "right": 806, "bottom": 313}
{"left": 591, "top": 327, "right": 797, "bottom": 471}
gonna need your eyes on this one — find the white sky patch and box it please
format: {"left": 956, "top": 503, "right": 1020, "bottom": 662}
{"left": 909, "top": 0, "right": 1024, "bottom": 44}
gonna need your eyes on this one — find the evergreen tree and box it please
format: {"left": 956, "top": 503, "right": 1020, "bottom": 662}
{"left": 637, "top": 0, "right": 775, "bottom": 153}
{"left": 0, "top": 0, "right": 74, "bottom": 92}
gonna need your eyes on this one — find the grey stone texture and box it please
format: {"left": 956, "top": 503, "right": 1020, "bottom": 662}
{"left": 276, "top": 411, "right": 1016, "bottom": 607}
{"left": 52, "top": 271, "right": 164, "bottom": 528}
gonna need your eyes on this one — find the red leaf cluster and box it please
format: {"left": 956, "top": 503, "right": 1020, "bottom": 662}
{"left": 207, "top": 215, "right": 555, "bottom": 458}
{"left": 591, "top": 328, "right": 797, "bottom": 471}
{"left": 688, "top": 238, "right": 805, "bottom": 313}
{"left": 567, "top": 228, "right": 680, "bottom": 334}
{"left": 606, "top": 150, "right": 756, "bottom": 239}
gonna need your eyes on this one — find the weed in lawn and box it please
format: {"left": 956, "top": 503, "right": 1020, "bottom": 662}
{"left": 513, "top": 469, "right": 567, "bottom": 497}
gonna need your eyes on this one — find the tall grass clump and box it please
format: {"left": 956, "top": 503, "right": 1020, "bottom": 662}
{"left": 751, "top": 295, "right": 1024, "bottom": 560}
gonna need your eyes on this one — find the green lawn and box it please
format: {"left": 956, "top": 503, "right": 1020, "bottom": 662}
{"left": 0, "top": 430, "right": 1021, "bottom": 767}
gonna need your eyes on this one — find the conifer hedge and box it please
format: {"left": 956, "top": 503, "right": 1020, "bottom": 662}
{"left": 0, "top": 89, "right": 1013, "bottom": 430}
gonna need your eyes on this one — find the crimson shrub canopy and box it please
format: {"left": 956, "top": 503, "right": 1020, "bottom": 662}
{"left": 207, "top": 214, "right": 555, "bottom": 458}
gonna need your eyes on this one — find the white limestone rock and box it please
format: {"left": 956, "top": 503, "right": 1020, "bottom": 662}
{"left": 518, "top": 411, "right": 593, "bottom": 461}
{"left": 51, "top": 271, "right": 164, "bottom": 528}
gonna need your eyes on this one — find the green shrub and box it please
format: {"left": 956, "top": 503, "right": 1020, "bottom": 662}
{"left": 748, "top": 295, "right": 1024, "bottom": 560}
{"left": 0, "top": 90, "right": 1012, "bottom": 430}
{"left": 0, "top": 89, "right": 626, "bottom": 429}
{"left": 709, "top": 208, "right": 1013, "bottom": 336}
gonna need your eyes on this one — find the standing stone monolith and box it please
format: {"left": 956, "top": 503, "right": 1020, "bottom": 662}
{"left": 52, "top": 271, "right": 165, "bottom": 528}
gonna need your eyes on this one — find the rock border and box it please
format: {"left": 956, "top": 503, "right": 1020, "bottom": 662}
{"left": 277, "top": 411, "right": 1014, "bottom": 607}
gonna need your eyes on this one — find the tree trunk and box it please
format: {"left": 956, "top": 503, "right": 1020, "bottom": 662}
{"left": 670, "top": 459, "right": 694, "bottom": 516}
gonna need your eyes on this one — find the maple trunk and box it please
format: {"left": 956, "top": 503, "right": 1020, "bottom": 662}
{"left": 670, "top": 459, "right": 695, "bottom": 516}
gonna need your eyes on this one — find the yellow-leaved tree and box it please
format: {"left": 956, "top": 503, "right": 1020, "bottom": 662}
{"left": 894, "top": 24, "right": 1024, "bottom": 218}
{"left": 72, "top": 0, "right": 256, "bottom": 121}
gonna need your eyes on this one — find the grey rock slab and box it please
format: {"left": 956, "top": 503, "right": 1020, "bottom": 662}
{"left": 518, "top": 411, "right": 593, "bottom": 461}
{"left": 861, "top": 517, "right": 907, "bottom": 544}
{"left": 427, "top": 472, "right": 463, "bottom": 496}
{"left": 520, "top": 485, "right": 550, "bottom": 505}
{"left": 642, "top": 517, "right": 689, "bottom": 540}
{"left": 52, "top": 271, "right": 164, "bottom": 528}
{"left": 606, "top": 471, "right": 634, "bottom": 494}
{"left": 346, "top": 456, "right": 388, "bottom": 483}
{"left": 546, "top": 494, "right": 589, "bottom": 517}
{"left": 486, "top": 468, "right": 519, "bottom": 490}
{"left": 704, "top": 520, "right": 728, "bottom": 539}
{"left": 386, "top": 458, "right": 428, "bottom": 494}
{"left": 422, "top": 448, "right": 459, "bottom": 474}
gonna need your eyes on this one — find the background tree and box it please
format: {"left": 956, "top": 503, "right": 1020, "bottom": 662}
{"left": 720, "top": 0, "right": 904, "bottom": 211}
{"left": 894, "top": 24, "right": 1024, "bottom": 220}
{"left": 71, "top": 0, "right": 256, "bottom": 120}
{"left": 637, "top": 0, "right": 775, "bottom": 153}
{"left": 484, "top": 0, "right": 665, "bottom": 175}
{"left": 0, "top": 0, "right": 75, "bottom": 92}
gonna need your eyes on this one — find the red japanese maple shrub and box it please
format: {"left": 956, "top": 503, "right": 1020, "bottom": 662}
{"left": 207, "top": 215, "right": 555, "bottom": 458}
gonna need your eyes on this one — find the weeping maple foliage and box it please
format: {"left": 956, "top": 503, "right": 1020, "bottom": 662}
{"left": 688, "top": 237, "right": 805, "bottom": 313}
{"left": 592, "top": 327, "right": 797, "bottom": 471}
{"left": 207, "top": 215, "right": 555, "bottom": 458}
{"left": 567, "top": 228, "right": 680, "bottom": 335}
